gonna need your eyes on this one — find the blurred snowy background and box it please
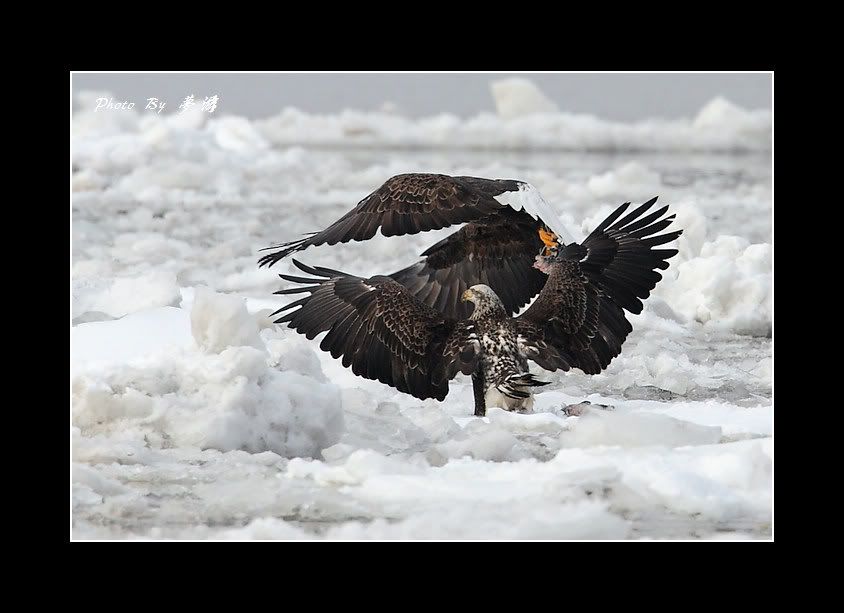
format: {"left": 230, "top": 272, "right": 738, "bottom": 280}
{"left": 71, "top": 73, "right": 773, "bottom": 540}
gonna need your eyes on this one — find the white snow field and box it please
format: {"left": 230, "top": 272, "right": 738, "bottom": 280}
{"left": 71, "top": 78, "right": 772, "bottom": 540}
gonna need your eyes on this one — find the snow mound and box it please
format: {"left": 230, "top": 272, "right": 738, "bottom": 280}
{"left": 254, "top": 100, "right": 770, "bottom": 152}
{"left": 73, "top": 271, "right": 181, "bottom": 321}
{"left": 559, "top": 408, "right": 722, "bottom": 448}
{"left": 274, "top": 436, "right": 769, "bottom": 539}
{"left": 73, "top": 306, "right": 344, "bottom": 459}
{"left": 72, "top": 307, "right": 193, "bottom": 369}
{"left": 324, "top": 501, "right": 629, "bottom": 540}
{"left": 430, "top": 417, "right": 532, "bottom": 464}
{"left": 209, "top": 116, "right": 270, "bottom": 153}
{"left": 73, "top": 83, "right": 771, "bottom": 155}
{"left": 585, "top": 161, "right": 662, "bottom": 201}
{"left": 694, "top": 96, "right": 771, "bottom": 136}
{"left": 217, "top": 517, "right": 308, "bottom": 540}
{"left": 191, "top": 287, "right": 264, "bottom": 353}
{"left": 658, "top": 235, "right": 771, "bottom": 336}
{"left": 490, "top": 78, "right": 560, "bottom": 118}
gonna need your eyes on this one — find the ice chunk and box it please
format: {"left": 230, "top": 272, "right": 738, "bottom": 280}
{"left": 73, "top": 308, "right": 344, "bottom": 459}
{"left": 216, "top": 518, "right": 308, "bottom": 540}
{"left": 210, "top": 116, "right": 270, "bottom": 153}
{"left": 72, "top": 271, "right": 181, "bottom": 320}
{"left": 490, "top": 78, "right": 560, "bottom": 118}
{"left": 559, "top": 408, "right": 722, "bottom": 448}
{"left": 191, "top": 287, "right": 265, "bottom": 353}
{"left": 72, "top": 306, "right": 193, "bottom": 368}
{"left": 657, "top": 236, "right": 771, "bottom": 336}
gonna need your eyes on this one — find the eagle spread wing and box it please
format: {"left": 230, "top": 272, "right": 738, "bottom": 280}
{"left": 271, "top": 260, "right": 480, "bottom": 401}
{"left": 258, "top": 174, "right": 516, "bottom": 268}
{"left": 259, "top": 173, "right": 572, "bottom": 319}
{"left": 516, "top": 197, "right": 682, "bottom": 375}
{"left": 388, "top": 210, "right": 548, "bottom": 320}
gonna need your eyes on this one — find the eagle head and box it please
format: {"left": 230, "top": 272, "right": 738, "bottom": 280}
{"left": 462, "top": 285, "right": 505, "bottom": 319}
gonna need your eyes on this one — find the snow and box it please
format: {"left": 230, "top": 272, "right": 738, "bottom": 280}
{"left": 657, "top": 236, "right": 772, "bottom": 336}
{"left": 249, "top": 104, "right": 772, "bottom": 152}
{"left": 72, "top": 307, "right": 192, "bottom": 368}
{"left": 72, "top": 77, "right": 772, "bottom": 540}
{"left": 72, "top": 271, "right": 181, "bottom": 322}
{"left": 229, "top": 79, "right": 771, "bottom": 152}
{"left": 72, "top": 291, "right": 344, "bottom": 461}
{"left": 490, "top": 78, "right": 560, "bottom": 118}
{"left": 190, "top": 287, "right": 264, "bottom": 353}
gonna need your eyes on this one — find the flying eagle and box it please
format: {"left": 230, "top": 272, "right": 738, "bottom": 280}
{"left": 271, "top": 199, "right": 682, "bottom": 416}
{"left": 259, "top": 173, "right": 578, "bottom": 320}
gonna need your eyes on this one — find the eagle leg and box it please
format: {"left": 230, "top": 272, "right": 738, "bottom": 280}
{"left": 472, "top": 372, "right": 486, "bottom": 417}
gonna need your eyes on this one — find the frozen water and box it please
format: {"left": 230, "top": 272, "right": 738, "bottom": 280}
{"left": 490, "top": 78, "right": 560, "bottom": 118}
{"left": 72, "top": 78, "right": 772, "bottom": 540}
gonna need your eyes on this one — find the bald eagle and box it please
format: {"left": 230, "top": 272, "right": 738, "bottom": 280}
{"left": 259, "top": 173, "right": 577, "bottom": 320}
{"left": 271, "top": 198, "right": 682, "bottom": 416}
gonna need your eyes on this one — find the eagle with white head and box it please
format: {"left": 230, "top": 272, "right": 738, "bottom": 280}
{"left": 268, "top": 181, "right": 682, "bottom": 416}
{"left": 259, "top": 173, "right": 577, "bottom": 320}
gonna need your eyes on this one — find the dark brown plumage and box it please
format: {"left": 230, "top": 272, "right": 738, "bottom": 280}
{"left": 272, "top": 261, "right": 480, "bottom": 401}
{"left": 271, "top": 198, "right": 682, "bottom": 415}
{"left": 259, "top": 173, "right": 556, "bottom": 319}
{"left": 388, "top": 208, "right": 548, "bottom": 319}
{"left": 517, "top": 197, "right": 682, "bottom": 376}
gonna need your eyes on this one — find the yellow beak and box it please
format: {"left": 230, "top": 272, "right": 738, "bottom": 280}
{"left": 461, "top": 290, "right": 473, "bottom": 302}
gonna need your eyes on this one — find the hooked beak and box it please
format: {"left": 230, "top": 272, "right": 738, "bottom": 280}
{"left": 461, "top": 290, "right": 473, "bottom": 302}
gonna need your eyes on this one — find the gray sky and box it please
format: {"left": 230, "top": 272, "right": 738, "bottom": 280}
{"left": 72, "top": 73, "right": 771, "bottom": 121}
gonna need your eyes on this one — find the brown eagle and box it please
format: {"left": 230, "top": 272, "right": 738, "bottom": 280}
{"left": 259, "top": 173, "right": 578, "bottom": 320}
{"left": 271, "top": 197, "right": 681, "bottom": 416}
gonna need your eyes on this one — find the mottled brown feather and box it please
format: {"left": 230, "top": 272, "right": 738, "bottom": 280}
{"left": 273, "top": 260, "right": 479, "bottom": 401}
{"left": 516, "top": 197, "right": 681, "bottom": 375}
{"left": 258, "top": 173, "right": 520, "bottom": 268}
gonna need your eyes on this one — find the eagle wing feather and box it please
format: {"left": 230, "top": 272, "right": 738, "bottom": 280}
{"left": 388, "top": 214, "right": 549, "bottom": 319}
{"left": 258, "top": 173, "right": 517, "bottom": 268}
{"left": 516, "top": 197, "right": 681, "bottom": 375}
{"left": 273, "top": 259, "right": 479, "bottom": 401}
